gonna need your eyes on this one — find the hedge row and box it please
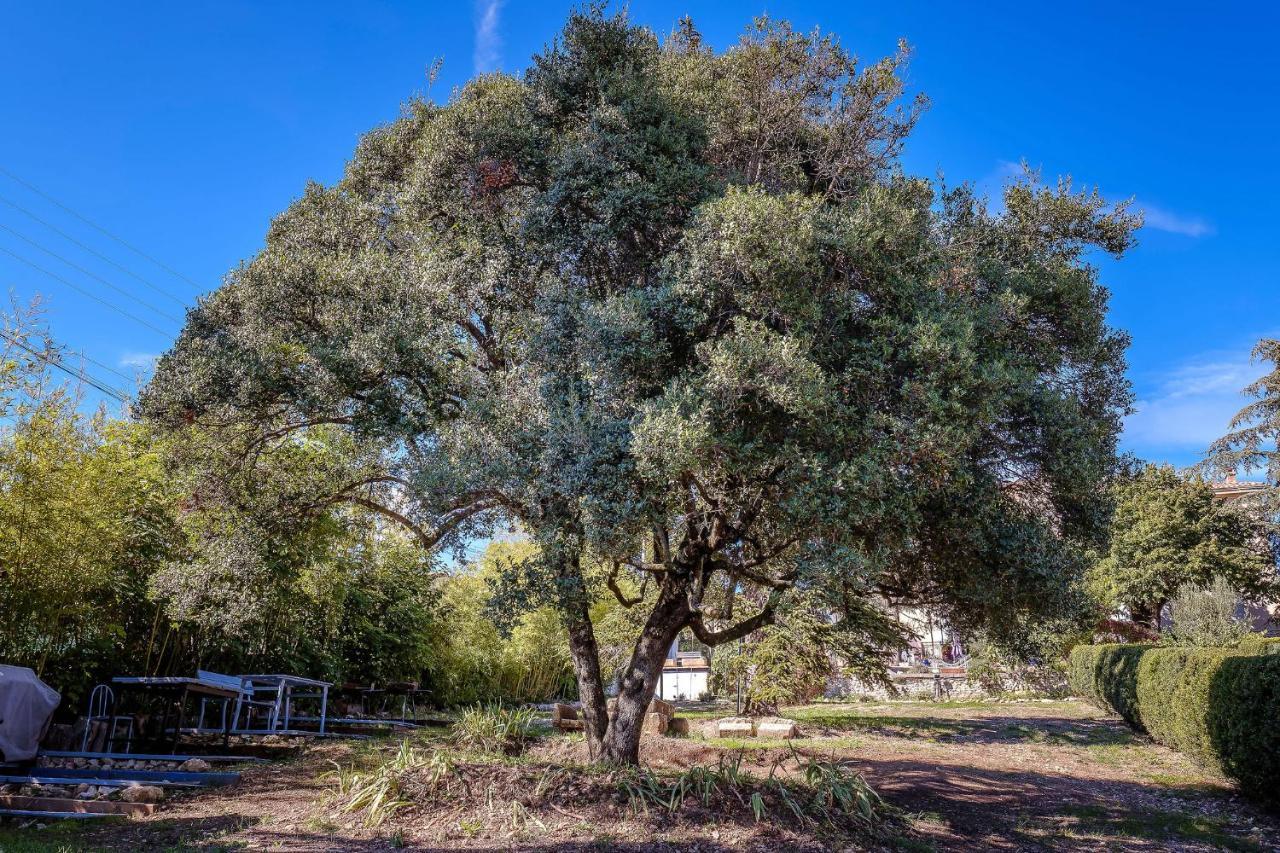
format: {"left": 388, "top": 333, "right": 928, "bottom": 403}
{"left": 1068, "top": 639, "right": 1280, "bottom": 804}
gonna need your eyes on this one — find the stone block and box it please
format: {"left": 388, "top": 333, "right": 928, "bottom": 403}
{"left": 121, "top": 785, "right": 165, "bottom": 804}
{"left": 716, "top": 717, "right": 756, "bottom": 738}
{"left": 648, "top": 698, "right": 675, "bottom": 719}
{"left": 756, "top": 718, "right": 798, "bottom": 739}
{"left": 642, "top": 712, "right": 668, "bottom": 736}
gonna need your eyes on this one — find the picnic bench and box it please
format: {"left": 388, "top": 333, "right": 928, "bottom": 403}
{"left": 107, "top": 676, "right": 242, "bottom": 753}
{"left": 237, "top": 674, "right": 331, "bottom": 735}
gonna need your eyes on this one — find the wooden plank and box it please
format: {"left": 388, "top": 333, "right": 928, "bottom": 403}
{"left": 41, "top": 750, "right": 266, "bottom": 763}
{"left": 33, "top": 766, "right": 239, "bottom": 786}
{"left": 0, "top": 794, "right": 156, "bottom": 816}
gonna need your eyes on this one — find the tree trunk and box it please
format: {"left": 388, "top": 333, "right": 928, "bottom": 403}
{"left": 601, "top": 579, "right": 690, "bottom": 765}
{"left": 565, "top": 610, "right": 608, "bottom": 759}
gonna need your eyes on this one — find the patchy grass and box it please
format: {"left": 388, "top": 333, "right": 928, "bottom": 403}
{"left": 1021, "top": 803, "right": 1268, "bottom": 851}
{"left": 0, "top": 822, "right": 96, "bottom": 853}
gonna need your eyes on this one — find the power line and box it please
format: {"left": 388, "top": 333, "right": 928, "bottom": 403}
{"left": 66, "top": 348, "right": 136, "bottom": 384}
{"left": 0, "top": 221, "right": 181, "bottom": 321}
{"left": 0, "top": 245, "right": 172, "bottom": 336}
{"left": 0, "top": 327, "right": 129, "bottom": 403}
{"left": 0, "top": 191, "right": 187, "bottom": 306}
{"left": 0, "top": 166, "right": 205, "bottom": 295}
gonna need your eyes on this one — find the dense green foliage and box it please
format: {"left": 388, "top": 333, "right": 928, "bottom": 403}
{"left": 1067, "top": 643, "right": 1149, "bottom": 728}
{"left": 0, "top": 311, "right": 570, "bottom": 708}
{"left": 1068, "top": 642, "right": 1280, "bottom": 803}
{"left": 1087, "top": 464, "right": 1274, "bottom": 628}
{"left": 141, "top": 8, "right": 1139, "bottom": 762}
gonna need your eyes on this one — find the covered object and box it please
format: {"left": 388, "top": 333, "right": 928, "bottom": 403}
{"left": 0, "top": 665, "right": 60, "bottom": 761}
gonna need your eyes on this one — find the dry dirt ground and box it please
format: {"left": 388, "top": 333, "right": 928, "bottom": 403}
{"left": 2, "top": 699, "right": 1276, "bottom": 852}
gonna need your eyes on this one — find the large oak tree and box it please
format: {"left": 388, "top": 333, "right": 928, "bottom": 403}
{"left": 143, "top": 11, "right": 1137, "bottom": 763}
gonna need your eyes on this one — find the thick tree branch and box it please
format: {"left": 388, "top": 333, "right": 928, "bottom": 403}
{"left": 687, "top": 589, "right": 781, "bottom": 645}
{"left": 607, "top": 561, "right": 644, "bottom": 608}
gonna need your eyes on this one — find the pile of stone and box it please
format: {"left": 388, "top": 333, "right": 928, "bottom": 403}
{"left": 714, "top": 716, "right": 799, "bottom": 739}
{"left": 1, "top": 780, "right": 165, "bottom": 803}
{"left": 549, "top": 698, "right": 690, "bottom": 737}
{"left": 38, "top": 756, "right": 190, "bottom": 772}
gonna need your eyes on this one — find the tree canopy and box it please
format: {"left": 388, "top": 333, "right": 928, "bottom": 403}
{"left": 142, "top": 10, "right": 1139, "bottom": 762}
{"left": 1087, "top": 463, "right": 1275, "bottom": 628}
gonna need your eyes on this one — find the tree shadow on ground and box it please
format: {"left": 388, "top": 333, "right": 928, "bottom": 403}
{"left": 854, "top": 755, "right": 1275, "bottom": 852}
{"left": 795, "top": 712, "right": 1138, "bottom": 745}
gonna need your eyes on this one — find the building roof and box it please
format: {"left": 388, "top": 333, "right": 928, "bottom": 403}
{"left": 1211, "top": 472, "right": 1268, "bottom": 502}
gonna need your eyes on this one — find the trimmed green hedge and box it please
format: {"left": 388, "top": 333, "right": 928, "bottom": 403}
{"left": 1068, "top": 639, "right": 1280, "bottom": 804}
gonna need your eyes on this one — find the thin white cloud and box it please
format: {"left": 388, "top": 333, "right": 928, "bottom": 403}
{"left": 1123, "top": 347, "right": 1270, "bottom": 457}
{"left": 1138, "top": 202, "right": 1215, "bottom": 238}
{"left": 119, "top": 352, "right": 159, "bottom": 369}
{"left": 473, "top": 0, "right": 504, "bottom": 75}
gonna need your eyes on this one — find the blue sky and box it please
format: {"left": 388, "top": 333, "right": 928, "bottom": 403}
{"left": 1, "top": 1, "right": 1276, "bottom": 468}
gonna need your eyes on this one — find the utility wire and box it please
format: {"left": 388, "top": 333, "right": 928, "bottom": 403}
{"left": 0, "top": 222, "right": 180, "bottom": 321}
{"left": 0, "top": 191, "right": 187, "bottom": 306}
{"left": 0, "top": 327, "right": 129, "bottom": 403}
{"left": 0, "top": 245, "right": 172, "bottom": 336}
{"left": 0, "top": 166, "right": 204, "bottom": 295}
{"left": 66, "top": 348, "right": 136, "bottom": 384}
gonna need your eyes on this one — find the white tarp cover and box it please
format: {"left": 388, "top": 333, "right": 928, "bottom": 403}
{"left": 0, "top": 665, "right": 60, "bottom": 761}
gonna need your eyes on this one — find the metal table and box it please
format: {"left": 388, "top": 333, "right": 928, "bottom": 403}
{"left": 110, "top": 677, "right": 241, "bottom": 753}
{"left": 237, "top": 675, "right": 332, "bottom": 735}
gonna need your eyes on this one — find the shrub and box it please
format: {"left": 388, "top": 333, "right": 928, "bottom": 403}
{"left": 1167, "top": 577, "right": 1252, "bottom": 646}
{"left": 1208, "top": 653, "right": 1280, "bottom": 802}
{"left": 1067, "top": 643, "right": 1149, "bottom": 728}
{"left": 452, "top": 703, "right": 538, "bottom": 754}
{"left": 1235, "top": 634, "right": 1280, "bottom": 655}
{"left": 1069, "top": 642, "right": 1280, "bottom": 804}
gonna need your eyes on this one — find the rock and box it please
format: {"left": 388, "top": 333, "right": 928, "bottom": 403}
{"left": 716, "top": 717, "right": 756, "bottom": 738}
{"left": 555, "top": 718, "right": 585, "bottom": 732}
{"left": 667, "top": 717, "right": 690, "bottom": 736}
{"left": 34, "top": 785, "right": 72, "bottom": 798}
{"left": 551, "top": 703, "right": 578, "bottom": 724}
{"left": 121, "top": 785, "right": 165, "bottom": 803}
{"left": 642, "top": 712, "right": 668, "bottom": 736}
{"left": 756, "top": 718, "right": 799, "bottom": 739}
{"left": 179, "top": 758, "right": 212, "bottom": 772}
{"left": 648, "top": 698, "right": 675, "bottom": 719}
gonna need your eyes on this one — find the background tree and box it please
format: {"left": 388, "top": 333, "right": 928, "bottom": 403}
{"left": 142, "top": 10, "right": 1138, "bottom": 763}
{"left": 0, "top": 305, "right": 180, "bottom": 706}
{"left": 1087, "top": 464, "right": 1275, "bottom": 629}
{"left": 1205, "top": 338, "right": 1280, "bottom": 524}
